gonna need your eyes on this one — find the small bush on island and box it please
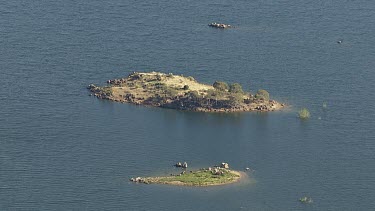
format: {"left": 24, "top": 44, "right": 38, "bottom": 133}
{"left": 228, "top": 94, "right": 244, "bottom": 106}
{"left": 213, "top": 81, "right": 229, "bottom": 91}
{"left": 186, "top": 91, "right": 201, "bottom": 101}
{"left": 255, "top": 89, "right": 270, "bottom": 101}
{"left": 163, "top": 87, "right": 178, "bottom": 97}
{"left": 298, "top": 108, "right": 310, "bottom": 119}
{"left": 183, "top": 85, "right": 189, "bottom": 90}
{"left": 229, "top": 83, "right": 244, "bottom": 94}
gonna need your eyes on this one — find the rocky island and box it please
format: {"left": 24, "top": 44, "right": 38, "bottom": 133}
{"left": 130, "top": 163, "right": 243, "bottom": 186}
{"left": 208, "top": 22, "right": 232, "bottom": 29}
{"left": 88, "top": 72, "right": 284, "bottom": 112}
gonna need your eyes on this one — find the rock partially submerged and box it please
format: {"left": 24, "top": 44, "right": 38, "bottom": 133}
{"left": 175, "top": 162, "right": 188, "bottom": 168}
{"left": 299, "top": 196, "right": 313, "bottom": 204}
{"left": 208, "top": 22, "right": 232, "bottom": 29}
{"left": 220, "top": 162, "right": 229, "bottom": 169}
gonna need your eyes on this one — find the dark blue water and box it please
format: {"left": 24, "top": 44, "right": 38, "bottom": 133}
{"left": 1, "top": 0, "right": 374, "bottom": 210}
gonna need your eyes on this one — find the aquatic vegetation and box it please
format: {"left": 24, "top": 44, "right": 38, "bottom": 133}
{"left": 322, "top": 102, "right": 327, "bottom": 109}
{"left": 298, "top": 108, "right": 310, "bottom": 119}
{"left": 299, "top": 196, "right": 313, "bottom": 204}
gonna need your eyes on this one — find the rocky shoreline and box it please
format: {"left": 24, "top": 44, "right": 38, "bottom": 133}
{"left": 88, "top": 72, "right": 285, "bottom": 113}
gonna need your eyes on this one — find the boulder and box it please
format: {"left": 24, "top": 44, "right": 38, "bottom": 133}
{"left": 221, "top": 162, "right": 229, "bottom": 169}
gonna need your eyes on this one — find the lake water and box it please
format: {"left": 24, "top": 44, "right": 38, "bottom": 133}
{"left": 1, "top": 0, "right": 374, "bottom": 210}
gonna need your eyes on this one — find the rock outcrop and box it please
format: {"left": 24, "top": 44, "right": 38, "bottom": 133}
{"left": 208, "top": 22, "right": 232, "bottom": 29}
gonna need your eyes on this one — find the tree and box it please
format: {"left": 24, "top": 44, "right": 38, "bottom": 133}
{"left": 213, "top": 81, "right": 229, "bottom": 91}
{"left": 206, "top": 89, "right": 225, "bottom": 105}
{"left": 255, "top": 89, "right": 270, "bottom": 101}
{"left": 228, "top": 94, "right": 243, "bottom": 106}
{"left": 229, "top": 83, "right": 244, "bottom": 94}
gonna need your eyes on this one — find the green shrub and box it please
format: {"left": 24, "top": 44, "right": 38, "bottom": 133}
{"left": 228, "top": 93, "right": 244, "bottom": 106}
{"left": 255, "top": 89, "right": 270, "bottom": 101}
{"left": 186, "top": 91, "right": 200, "bottom": 100}
{"left": 213, "top": 81, "right": 229, "bottom": 91}
{"left": 183, "top": 85, "right": 189, "bottom": 90}
{"left": 164, "top": 87, "right": 178, "bottom": 97}
{"left": 229, "top": 83, "right": 244, "bottom": 94}
{"left": 206, "top": 89, "right": 224, "bottom": 98}
{"left": 298, "top": 108, "right": 310, "bottom": 119}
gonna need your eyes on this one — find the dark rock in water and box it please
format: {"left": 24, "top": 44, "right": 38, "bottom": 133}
{"left": 175, "top": 161, "right": 187, "bottom": 168}
{"left": 130, "top": 177, "right": 144, "bottom": 183}
{"left": 208, "top": 22, "right": 232, "bottom": 29}
{"left": 87, "top": 84, "right": 96, "bottom": 89}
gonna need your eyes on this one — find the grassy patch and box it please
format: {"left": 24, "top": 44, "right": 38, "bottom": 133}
{"left": 145, "top": 169, "right": 240, "bottom": 186}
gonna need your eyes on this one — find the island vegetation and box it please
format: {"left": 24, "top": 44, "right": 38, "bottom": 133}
{"left": 130, "top": 163, "right": 243, "bottom": 186}
{"left": 88, "top": 72, "right": 285, "bottom": 112}
{"left": 298, "top": 108, "right": 310, "bottom": 119}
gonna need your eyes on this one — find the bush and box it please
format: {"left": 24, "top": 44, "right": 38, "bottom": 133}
{"left": 164, "top": 87, "right": 178, "bottom": 97}
{"left": 298, "top": 108, "right": 310, "bottom": 119}
{"left": 206, "top": 89, "right": 224, "bottom": 98}
{"left": 228, "top": 94, "right": 244, "bottom": 106}
{"left": 255, "top": 89, "right": 270, "bottom": 101}
{"left": 213, "top": 81, "right": 229, "bottom": 91}
{"left": 186, "top": 91, "right": 200, "bottom": 100}
{"left": 229, "top": 83, "right": 244, "bottom": 94}
{"left": 183, "top": 85, "right": 189, "bottom": 90}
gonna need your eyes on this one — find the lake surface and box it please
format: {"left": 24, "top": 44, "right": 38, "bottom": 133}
{"left": 1, "top": 0, "right": 374, "bottom": 210}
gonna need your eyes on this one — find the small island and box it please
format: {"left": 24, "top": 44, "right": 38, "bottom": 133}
{"left": 208, "top": 22, "right": 232, "bottom": 29}
{"left": 88, "top": 72, "right": 284, "bottom": 112}
{"left": 130, "top": 163, "right": 243, "bottom": 186}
